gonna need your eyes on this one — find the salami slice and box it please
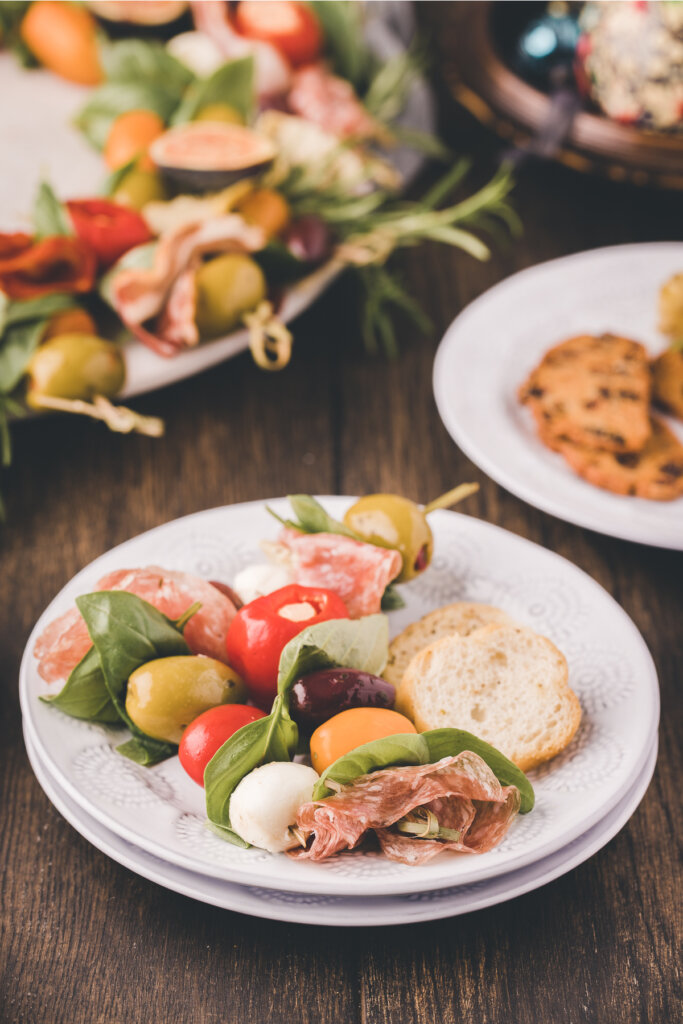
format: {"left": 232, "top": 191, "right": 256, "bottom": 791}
{"left": 270, "top": 529, "right": 403, "bottom": 618}
{"left": 287, "top": 65, "right": 381, "bottom": 140}
{"left": 34, "top": 566, "right": 238, "bottom": 683}
{"left": 291, "top": 752, "right": 521, "bottom": 864}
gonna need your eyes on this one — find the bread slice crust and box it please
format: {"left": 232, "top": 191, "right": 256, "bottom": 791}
{"left": 396, "top": 624, "right": 581, "bottom": 772}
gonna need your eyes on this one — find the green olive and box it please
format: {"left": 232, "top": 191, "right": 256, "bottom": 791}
{"left": 113, "top": 167, "right": 168, "bottom": 211}
{"left": 26, "top": 333, "right": 125, "bottom": 408}
{"left": 193, "top": 103, "right": 244, "bottom": 125}
{"left": 195, "top": 253, "right": 266, "bottom": 340}
{"left": 125, "top": 656, "right": 247, "bottom": 744}
{"left": 343, "top": 494, "right": 433, "bottom": 582}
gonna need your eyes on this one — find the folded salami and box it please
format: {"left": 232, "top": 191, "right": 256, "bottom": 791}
{"left": 291, "top": 751, "right": 521, "bottom": 865}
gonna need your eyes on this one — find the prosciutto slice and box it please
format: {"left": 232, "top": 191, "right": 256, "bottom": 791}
{"left": 287, "top": 64, "right": 382, "bottom": 140}
{"left": 267, "top": 529, "right": 402, "bottom": 618}
{"left": 34, "top": 567, "right": 238, "bottom": 684}
{"left": 291, "top": 753, "right": 521, "bottom": 865}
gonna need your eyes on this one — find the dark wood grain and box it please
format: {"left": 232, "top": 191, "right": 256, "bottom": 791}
{"left": 1, "top": 7, "right": 682, "bottom": 1022}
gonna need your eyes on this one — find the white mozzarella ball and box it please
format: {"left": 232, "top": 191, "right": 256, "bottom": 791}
{"left": 233, "top": 564, "right": 293, "bottom": 605}
{"left": 230, "top": 762, "right": 319, "bottom": 853}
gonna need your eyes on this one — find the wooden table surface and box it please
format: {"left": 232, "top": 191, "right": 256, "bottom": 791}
{"left": 1, "top": 10, "right": 681, "bottom": 1023}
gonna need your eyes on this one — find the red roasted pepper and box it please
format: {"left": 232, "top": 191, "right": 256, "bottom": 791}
{"left": 0, "top": 234, "right": 96, "bottom": 300}
{"left": 225, "top": 584, "right": 349, "bottom": 708}
{"left": 66, "top": 199, "right": 152, "bottom": 270}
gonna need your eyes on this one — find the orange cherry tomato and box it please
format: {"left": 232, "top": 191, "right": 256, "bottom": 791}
{"left": 309, "top": 708, "right": 417, "bottom": 775}
{"left": 104, "top": 110, "right": 166, "bottom": 172}
{"left": 179, "top": 704, "right": 267, "bottom": 786}
{"left": 234, "top": 1, "right": 322, "bottom": 67}
{"left": 42, "top": 308, "right": 97, "bottom": 342}
{"left": 237, "top": 188, "right": 290, "bottom": 239}
{"left": 21, "top": 1, "right": 102, "bottom": 85}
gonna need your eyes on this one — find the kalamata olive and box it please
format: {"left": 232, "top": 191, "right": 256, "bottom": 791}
{"left": 290, "top": 668, "right": 396, "bottom": 728}
{"left": 282, "top": 215, "right": 332, "bottom": 265}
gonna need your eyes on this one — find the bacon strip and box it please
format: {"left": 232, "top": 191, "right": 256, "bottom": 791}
{"left": 34, "top": 567, "right": 238, "bottom": 683}
{"left": 266, "top": 529, "right": 402, "bottom": 618}
{"left": 0, "top": 235, "right": 96, "bottom": 300}
{"left": 291, "top": 753, "right": 521, "bottom": 865}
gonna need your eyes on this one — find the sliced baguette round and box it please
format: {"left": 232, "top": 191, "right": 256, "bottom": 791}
{"left": 395, "top": 624, "right": 581, "bottom": 772}
{"left": 384, "top": 602, "right": 514, "bottom": 690}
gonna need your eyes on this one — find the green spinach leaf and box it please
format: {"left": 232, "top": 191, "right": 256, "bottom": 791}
{"left": 312, "top": 727, "right": 534, "bottom": 812}
{"left": 75, "top": 81, "right": 178, "bottom": 151}
{"left": 33, "top": 181, "right": 71, "bottom": 238}
{"left": 313, "top": 733, "right": 429, "bottom": 798}
{"left": 171, "top": 56, "right": 254, "bottom": 125}
{"left": 381, "top": 584, "right": 405, "bottom": 611}
{"left": 205, "top": 694, "right": 299, "bottom": 843}
{"left": 100, "top": 38, "right": 194, "bottom": 96}
{"left": 76, "top": 590, "right": 191, "bottom": 765}
{"left": 277, "top": 614, "right": 389, "bottom": 698}
{"left": 0, "top": 319, "right": 45, "bottom": 394}
{"left": 309, "top": 1, "right": 371, "bottom": 91}
{"left": 40, "top": 646, "right": 120, "bottom": 723}
{"left": 423, "top": 729, "right": 534, "bottom": 813}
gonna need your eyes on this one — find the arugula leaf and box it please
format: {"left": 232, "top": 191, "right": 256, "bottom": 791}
{"left": 75, "top": 81, "right": 178, "bottom": 151}
{"left": 313, "top": 727, "right": 534, "bottom": 812}
{"left": 40, "top": 646, "right": 120, "bottom": 724}
{"left": 309, "top": 1, "right": 371, "bottom": 91}
{"left": 277, "top": 614, "right": 389, "bottom": 698}
{"left": 171, "top": 56, "right": 255, "bottom": 125}
{"left": 205, "top": 694, "right": 299, "bottom": 843}
{"left": 0, "top": 319, "right": 45, "bottom": 394}
{"left": 33, "top": 181, "right": 71, "bottom": 238}
{"left": 76, "top": 591, "right": 192, "bottom": 765}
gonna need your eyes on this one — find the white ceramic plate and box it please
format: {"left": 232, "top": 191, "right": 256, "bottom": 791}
{"left": 0, "top": 14, "right": 434, "bottom": 399}
{"left": 20, "top": 497, "right": 660, "bottom": 896}
{"left": 24, "top": 727, "right": 658, "bottom": 926}
{"left": 433, "top": 243, "right": 683, "bottom": 549}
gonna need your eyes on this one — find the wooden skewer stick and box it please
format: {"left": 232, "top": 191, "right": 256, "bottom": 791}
{"left": 29, "top": 394, "right": 165, "bottom": 437}
{"left": 423, "top": 482, "right": 479, "bottom": 515}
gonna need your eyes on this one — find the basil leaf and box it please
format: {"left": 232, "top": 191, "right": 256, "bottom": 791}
{"left": 205, "top": 694, "right": 299, "bottom": 842}
{"left": 75, "top": 82, "right": 178, "bottom": 151}
{"left": 100, "top": 38, "right": 194, "bottom": 97}
{"left": 253, "top": 242, "right": 310, "bottom": 284}
{"left": 40, "top": 646, "right": 120, "bottom": 724}
{"left": 277, "top": 614, "right": 389, "bottom": 698}
{"left": 4, "top": 293, "right": 76, "bottom": 327}
{"left": 381, "top": 584, "right": 405, "bottom": 611}
{"left": 0, "top": 319, "right": 45, "bottom": 394}
{"left": 116, "top": 736, "right": 179, "bottom": 766}
{"left": 286, "top": 494, "right": 361, "bottom": 539}
{"left": 76, "top": 591, "right": 191, "bottom": 765}
{"left": 423, "top": 729, "right": 535, "bottom": 814}
{"left": 101, "top": 156, "right": 138, "bottom": 198}
{"left": 312, "top": 727, "right": 535, "bottom": 813}
{"left": 313, "top": 733, "right": 430, "bottom": 799}
{"left": 171, "top": 56, "right": 254, "bottom": 125}
{"left": 33, "top": 181, "right": 71, "bottom": 238}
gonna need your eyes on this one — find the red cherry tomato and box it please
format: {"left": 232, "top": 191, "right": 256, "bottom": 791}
{"left": 66, "top": 199, "right": 152, "bottom": 270}
{"left": 234, "top": 1, "right": 322, "bottom": 66}
{"left": 179, "top": 704, "right": 267, "bottom": 786}
{"left": 225, "top": 584, "right": 349, "bottom": 709}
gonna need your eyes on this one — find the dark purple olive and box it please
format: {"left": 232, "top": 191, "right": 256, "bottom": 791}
{"left": 290, "top": 668, "right": 396, "bottom": 728}
{"left": 282, "top": 215, "right": 333, "bottom": 265}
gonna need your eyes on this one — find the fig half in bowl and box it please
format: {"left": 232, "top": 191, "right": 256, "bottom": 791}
{"left": 149, "top": 123, "right": 276, "bottom": 192}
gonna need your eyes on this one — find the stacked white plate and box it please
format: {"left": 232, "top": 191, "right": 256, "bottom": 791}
{"left": 21, "top": 499, "right": 660, "bottom": 926}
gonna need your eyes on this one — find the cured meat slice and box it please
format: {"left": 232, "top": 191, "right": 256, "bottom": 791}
{"left": 291, "top": 753, "right": 521, "bottom": 864}
{"left": 269, "top": 529, "right": 402, "bottom": 618}
{"left": 34, "top": 566, "right": 238, "bottom": 683}
{"left": 287, "top": 64, "right": 382, "bottom": 140}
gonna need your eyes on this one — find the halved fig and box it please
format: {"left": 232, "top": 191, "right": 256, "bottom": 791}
{"left": 149, "top": 123, "right": 276, "bottom": 193}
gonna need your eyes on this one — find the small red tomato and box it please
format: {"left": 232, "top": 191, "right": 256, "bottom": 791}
{"left": 179, "top": 704, "right": 267, "bottom": 786}
{"left": 234, "top": 1, "right": 322, "bottom": 66}
{"left": 225, "top": 584, "right": 350, "bottom": 709}
{"left": 66, "top": 199, "right": 152, "bottom": 270}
